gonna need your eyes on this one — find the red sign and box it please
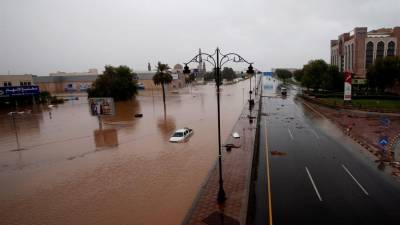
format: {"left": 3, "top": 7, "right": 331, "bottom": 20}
{"left": 344, "top": 72, "right": 352, "bottom": 101}
{"left": 344, "top": 72, "right": 352, "bottom": 84}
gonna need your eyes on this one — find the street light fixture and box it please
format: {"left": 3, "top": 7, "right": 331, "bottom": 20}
{"left": 247, "top": 64, "right": 255, "bottom": 109}
{"left": 183, "top": 47, "right": 254, "bottom": 203}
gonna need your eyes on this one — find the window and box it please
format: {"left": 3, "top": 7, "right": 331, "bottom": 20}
{"left": 365, "top": 42, "right": 374, "bottom": 68}
{"left": 19, "top": 81, "right": 32, "bottom": 86}
{"left": 387, "top": 41, "right": 395, "bottom": 56}
{"left": 3, "top": 81, "right": 12, "bottom": 87}
{"left": 351, "top": 44, "right": 354, "bottom": 70}
{"left": 376, "top": 41, "right": 384, "bottom": 59}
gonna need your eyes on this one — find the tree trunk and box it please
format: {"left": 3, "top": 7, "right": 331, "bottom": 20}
{"left": 162, "top": 83, "right": 166, "bottom": 118}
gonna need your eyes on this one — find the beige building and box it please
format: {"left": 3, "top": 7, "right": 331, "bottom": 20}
{"left": 35, "top": 69, "right": 99, "bottom": 95}
{"left": 331, "top": 27, "right": 400, "bottom": 79}
{"left": 136, "top": 71, "right": 186, "bottom": 91}
{"left": 34, "top": 75, "right": 97, "bottom": 95}
{"left": 50, "top": 68, "right": 98, "bottom": 76}
{"left": 0, "top": 74, "right": 35, "bottom": 87}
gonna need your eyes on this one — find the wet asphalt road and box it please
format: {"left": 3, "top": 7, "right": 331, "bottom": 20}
{"left": 257, "top": 77, "right": 400, "bottom": 225}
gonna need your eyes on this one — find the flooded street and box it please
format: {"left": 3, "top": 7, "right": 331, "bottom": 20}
{"left": 0, "top": 81, "right": 252, "bottom": 225}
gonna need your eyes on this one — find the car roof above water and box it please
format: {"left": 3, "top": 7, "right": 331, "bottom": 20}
{"left": 175, "top": 128, "right": 188, "bottom": 133}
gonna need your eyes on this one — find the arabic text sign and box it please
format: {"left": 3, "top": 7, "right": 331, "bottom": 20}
{"left": 0, "top": 86, "right": 40, "bottom": 97}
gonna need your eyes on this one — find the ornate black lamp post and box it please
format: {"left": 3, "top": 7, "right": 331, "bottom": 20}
{"left": 183, "top": 48, "right": 254, "bottom": 203}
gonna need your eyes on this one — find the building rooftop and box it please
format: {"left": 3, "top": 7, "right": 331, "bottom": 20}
{"left": 34, "top": 75, "right": 99, "bottom": 83}
{"left": 368, "top": 28, "right": 393, "bottom": 35}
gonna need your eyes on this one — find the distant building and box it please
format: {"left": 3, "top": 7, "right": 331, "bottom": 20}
{"left": 136, "top": 71, "right": 185, "bottom": 91}
{"left": 330, "top": 27, "right": 400, "bottom": 78}
{"left": 0, "top": 75, "right": 39, "bottom": 100}
{"left": 49, "top": 68, "right": 98, "bottom": 76}
{"left": 196, "top": 49, "right": 206, "bottom": 76}
{"left": 34, "top": 75, "right": 97, "bottom": 95}
{"left": 0, "top": 74, "right": 35, "bottom": 87}
{"left": 35, "top": 69, "right": 100, "bottom": 95}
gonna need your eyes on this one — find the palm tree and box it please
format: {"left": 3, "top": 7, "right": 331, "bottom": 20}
{"left": 153, "top": 62, "right": 173, "bottom": 115}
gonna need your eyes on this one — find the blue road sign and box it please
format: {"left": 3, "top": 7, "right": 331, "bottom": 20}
{"left": 379, "top": 136, "right": 389, "bottom": 147}
{"left": 379, "top": 117, "right": 390, "bottom": 127}
{"left": 263, "top": 72, "right": 273, "bottom": 77}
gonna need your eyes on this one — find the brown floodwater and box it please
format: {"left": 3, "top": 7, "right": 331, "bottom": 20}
{"left": 0, "top": 81, "right": 253, "bottom": 225}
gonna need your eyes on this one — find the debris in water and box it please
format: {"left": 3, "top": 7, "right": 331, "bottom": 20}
{"left": 271, "top": 150, "right": 287, "bottom": 156}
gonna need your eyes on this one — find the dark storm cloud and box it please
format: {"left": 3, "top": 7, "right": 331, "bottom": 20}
{"left": 0, "top": 0, "right": 399, "bottom": 75}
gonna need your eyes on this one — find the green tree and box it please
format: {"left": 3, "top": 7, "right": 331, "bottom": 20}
{"left": 275, "top": 69, "right": 293, "bottom": 83}
{"left": 203, "top": 71, "right": 215, "bottom": 81}
{"left": 221, "top": 67, "right": 236, "bottom": 81}
{"left": 293, "top": 69, "right": 304, "bottom": 82}
{"left": 88, "top": 65, "right": 138, "bottom": 101}
{"left": 185, "top": 73, "right": 196, "bottom": 84}
{"left": 39, "top": 91, "right": 51, "bottom": 104}
{"left": 204, "top": 68, "right": 222, "bottom": 85}
{"left": 321, "top": 65, "right": 342, "bottom": 91}
{"left": 153, "top": 62, "right": 173, "bottom": 113}
{"left": 367, "top": 56, "right": 400, "bottom": 92}
{"left": 301, "top": 59, "right": 328, "bottom": 91}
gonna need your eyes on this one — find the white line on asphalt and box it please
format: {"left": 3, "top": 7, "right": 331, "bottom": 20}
{"left": 310, "top": 129, "right": 320, "bottom": 139}
{"left": 288, "top": 128, "right": 294, "bottom": 140}
{"left": 305, "top": 166, "right": 323, "bottom": 202}
{"left": 342, "top": 165, "right": 369, "bottom": 196}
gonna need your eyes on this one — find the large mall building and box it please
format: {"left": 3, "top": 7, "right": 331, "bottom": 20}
{"left": 330, "top": 27, "right": 400, "bottom": 79}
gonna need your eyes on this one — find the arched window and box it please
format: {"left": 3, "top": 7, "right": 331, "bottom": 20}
{"left": 345, "top": 46, "right": 349, "bottom": 70}
{"left": 387, "top": 41, "right": 395, "bottom": 56}
{"left": 376, "top": 41, "right": 384, "bottom": 59}
{"left": 344, "top": 46, "right": 347, "bottom": 70}
{"left": 351, "top": 44, "right": 354, "bottom": 70}
{"left": 365, "top": 42, "right": 374, "bottom": 68}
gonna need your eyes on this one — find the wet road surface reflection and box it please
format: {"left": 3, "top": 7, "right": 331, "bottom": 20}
{"left": 0, "top": 81, "right": 253, "bottom": 225}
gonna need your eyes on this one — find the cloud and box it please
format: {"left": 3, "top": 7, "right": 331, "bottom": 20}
{"left": 0, "top": 0, "right": 399, "bottom": 74}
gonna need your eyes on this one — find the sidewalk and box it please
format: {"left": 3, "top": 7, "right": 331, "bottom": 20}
{"left": 182, "top": 92, "right": 262, "bottom": 225}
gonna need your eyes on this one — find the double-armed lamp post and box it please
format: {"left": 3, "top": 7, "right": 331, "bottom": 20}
{"left": 183, "top": 48, "right": 254, "bottom": 203}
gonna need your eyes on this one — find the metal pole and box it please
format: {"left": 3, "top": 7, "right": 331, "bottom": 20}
{"left": 255, "top": 73, "right": 257, "bottom": 95}
{"left": 216, "top": 47, "right": 226, "bottom": 203}
{"left": 249, "top": 74, "right": 252, "bottom": 102}
{"left": 11, "top": 113, "right": 21, "bottom": 150}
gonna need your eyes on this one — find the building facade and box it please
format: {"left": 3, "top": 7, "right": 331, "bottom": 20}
{"left": 49, "top": 69, "right": 98, "bottom": 76}
{"left": 0, "top": 74, "right": 35, "bottom": 87}
{"left": 331, "top": 27, "right": 400, "bottom": 79}
{"left": 34, "top": 75, "right": 98, "bottom": 95}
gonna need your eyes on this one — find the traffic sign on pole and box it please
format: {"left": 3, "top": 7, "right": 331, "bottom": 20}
{"left": 378, "top": 136, "right": 389, "bottom": 147}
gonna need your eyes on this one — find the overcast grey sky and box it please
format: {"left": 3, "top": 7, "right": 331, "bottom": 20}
{"left": 1, "top": 0, "right": 399, "bottom": 75}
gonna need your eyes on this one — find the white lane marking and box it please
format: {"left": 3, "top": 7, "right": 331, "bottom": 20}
{"left": 342, "top": 165, "right": 369, "bottom": 196}
{"left": 288, "top": 128, "right": 294, "bottom": 140}
{"left": 305, "top": 166, "right": 323, "bottom": 202}
{"left": 310, "top": 129, "right": 320, "bottom": 139}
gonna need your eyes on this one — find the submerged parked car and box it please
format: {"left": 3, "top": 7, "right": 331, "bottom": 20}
{"left": 169, "top": 127, "right": 193, "bottom": 143}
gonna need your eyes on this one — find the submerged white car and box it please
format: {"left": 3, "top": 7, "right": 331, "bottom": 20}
{"left": 169, "top": 128, "right": 193, "bottom": 143}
